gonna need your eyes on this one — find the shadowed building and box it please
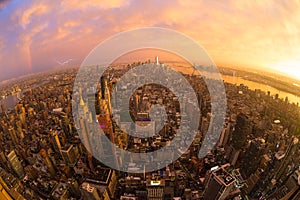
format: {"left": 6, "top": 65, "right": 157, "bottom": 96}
{"left": 231, "top": 113, "right": 249, "bottom": 150}
{"left": 240, "top": 138, "right": 266, "bottom": 178}
{"left": 40, "top": 149, "right": 56, "bottom": 178}
{"left": 203, "top": 165, "right": 236, "bottom": 200}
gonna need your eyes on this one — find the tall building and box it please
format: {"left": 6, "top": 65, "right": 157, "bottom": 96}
{"left": 0, "top": 151, "right": 9, "bottom": 171}
{"left": 86, "top": 167, "right": 117, "bottom": 199}
{"left": 60, "top": 112, "right": 72, "bottom": 138}
{"left": 40, "top": 149, "right": 56, "bottom": 178}
{"left": 217, "top": 122, "right": 231, "bottom": 147}
{"left": 60, "top": 144, "right": 78, "bottom": 166}
{"left": 51, "top": 182, "right": 69, "bottom": 200}
{"left": 97, "top": 91, "right": 118, "bottom": 169}
{"left": 266, "top": 168, "right": 300, "bottom": 200}
{"left": 87, "top": 92, "right": 101, "bottom": 116}
{"left": 98, "top": 99, "right": 113, "bottom": 137}
{"left": 155, "top": 56, "right": 159, "bottom": 65}
{"left": 19, "top": 106, "right": 26, "bottom": 126}
{"left": 1, "top": 103, "right": 6, "bottom": 113}
{"left": 8, "top": 126, "right": 18, "bottom": 146}
{"left": 50, "top": 129, "right": 62, "bottom": 153}
{"left": 203, "top": 165, "right": 236, "bottom": 200}
{"left": 79, "top": 118, "right": 94, "bottom": 171}
{"left": 0, "top": 167, "right": 25, "bottom": 200}
{"left": 0, "top": 181, "right": 13, "bottom": 200}
{"left": 146, "top": 178, "right": 165, "bottom": 200}
{"left": 240, "top": 138, "right": 266, "bottom": 178}
{"left": 80, "top": 182, "right": 101, "bottom": 200}
{"left": 79, "top": 118, "right": 92, "bottom": 152}
{"left": 231, "top": 113, "right": 249, "bottom": 150}
{"left": 78, "top": 94, "right": 89, "bottom": 119}
{"left": 68, "top": 179, "right": 81, "bottom": 199}
{"left": 274, "top": 137, "right": 299, "bottom": 185}
{"left": 244, "top": 154, "right": 272, "bottom": 195}
{"left": 7, "top": 150, "right": 24, "bottom": 178}
{"left": 100, "top": 76, "right": 106, "bottom": 100}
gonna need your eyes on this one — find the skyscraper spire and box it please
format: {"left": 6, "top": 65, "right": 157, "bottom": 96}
{"left": 79, "top": 95, "right": 85, "bottom": 106}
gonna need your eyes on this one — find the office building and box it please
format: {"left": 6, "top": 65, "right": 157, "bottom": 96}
{"left": 146, "top": 178, "right": 165, "bottom": 200}
{"left": 80, "top": 182, "right": 101, "bottom": 200}
{"left": 231, "top": 113, "right": 249, "bottom": 150}
{"left": 60, "top": 144, "right": 78, "bottom": 166}
{"left": 40, "top": 149, "right": 56, "bottom": 177}
{"left": 203, "top": 165, "right": 236, "bottom": 200}
{"left": 7, "top": 150, "right": 24, "bottom": 178}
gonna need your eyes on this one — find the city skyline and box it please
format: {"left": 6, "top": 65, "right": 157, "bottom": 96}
{"left": 1, "top": 1, "right": 300, "bottom": 199}
{"left": 1, "top": 0, "right": 300, "bottom": 81}
{"left": 0, "top": 60, "right": 299, "bottom": 199}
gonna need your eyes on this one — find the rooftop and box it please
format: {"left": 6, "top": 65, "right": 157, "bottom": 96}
{"left": 213, "top": 168, "right": 236, "bottom": 186}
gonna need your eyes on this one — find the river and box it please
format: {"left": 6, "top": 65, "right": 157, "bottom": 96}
{"left": 222, "top": 75, "right": 300, "bottom": 105}
{"left": 0, "top": 81, "right": 49, "bottom": 112}
{"left": 173, "top": 65, "right": 300, "bottom": 105}
{"left": 0, "top": 74, "right": 299, "bottom": 112}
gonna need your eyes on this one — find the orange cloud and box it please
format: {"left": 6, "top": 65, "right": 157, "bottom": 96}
{"left": 18, "top": 3, "right": 50, "bottom": 28}
{"left": 63, "top": 20, "right": 81, "bottom": 28}
{"left": 60, "top": 0, "right": 129, "bottom": 11}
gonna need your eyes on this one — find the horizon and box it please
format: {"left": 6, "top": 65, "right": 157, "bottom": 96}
{"left": 1, "top": 60, "right": 300, "bottom": 87}
{"left": 1, "top": 49, "right": 300, "bottom": 85}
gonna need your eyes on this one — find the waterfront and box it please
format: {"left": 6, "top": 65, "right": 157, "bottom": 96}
{"left": 0, "top": 81, "right": 49, "bottom": 112}
{"left": 1, "top": 73, "right": 299, "bottom": 113}
{"left": 0, "top": 93, "right": 20, "bottom": 111}
{"left": 222, "top": 75, "right": 300, "bottom": 106}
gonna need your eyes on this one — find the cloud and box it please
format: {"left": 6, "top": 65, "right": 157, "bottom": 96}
{"left": 20, "top": 23, "right": 48, "bottom": 44}
{"left": 0, "top": 0, "right": 10, "bottom": 10}
{"left": 14, "top": 3, "right": 50, "bottom": 28}
{"left": 60, "top": 0, "right": 129, "bottom": 10}
{"left": 0, "top": 0, "right": 300, "bottom": 80}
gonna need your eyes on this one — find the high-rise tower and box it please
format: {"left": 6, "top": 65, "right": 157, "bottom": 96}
{"left": 7, "top": 150, "right": 24, "bottom": 179}
{"left": 8, "top": 126, "right": 18, "bottom": 146}
{"left": 231, "top": 113, "right": 249, "bottom": 150}
{"left": 203, "top": 165, "right": 236, "bottom": 200}
{"left": 40, "top": 149, "right": 56, "bottom": 178}
{"left": 50, "top": 129, "right": 61, "bottom": 153}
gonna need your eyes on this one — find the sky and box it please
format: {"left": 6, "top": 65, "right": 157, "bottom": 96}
{"left": 0, "top": 0, "right": 300, "bottom": 81}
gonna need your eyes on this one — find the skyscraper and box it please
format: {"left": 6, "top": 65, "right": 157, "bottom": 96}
{"left": 0, "top": 103, "right": 6, "bottom": 113}
{"left": 100, "top": 76, "right": 106, "bottom": 100}
{"left": 0, "top": 151, "right": 9, "bottom": 171}
{"left": 231, "top": 113, "right": 249, "bottom": 150}
{"left": 40, "top": 149, "right": 56, "bottom": 178}
{"left": 203, "top": 165, "right": 236, "bottom": 200}
{"left": 60, "top": 144, "right": 79, "bottom": 166}
{"left": 80, "top": 182, "right": 101, "bottom": 200}
{"left": 8, "top": 126, "right": 18, "bottom": 146}
{"left": 266, "top": 168, "right": 300, "bottom": 200}
{"left": 7, "top": 150, "right": 24, "bottom": 179}
{"left": 146, "top": 178, "right": 165, "bottom": 200}
{"left": 0, "top": 181, "right": 12, "bottom": 200}
{"left": 240, "top": 138, "right": 266, "bottom": 178}
{"left": 50, "top": 129, "right": 62, "bottom": 153}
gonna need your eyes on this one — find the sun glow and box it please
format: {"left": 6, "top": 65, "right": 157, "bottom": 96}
{"left": 269, "top": 60, "right": 300, "bottom": 80}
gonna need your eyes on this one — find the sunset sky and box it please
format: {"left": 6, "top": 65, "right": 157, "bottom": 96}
{"left": 0, "top": 0, "right": 300, "bottom": 81}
